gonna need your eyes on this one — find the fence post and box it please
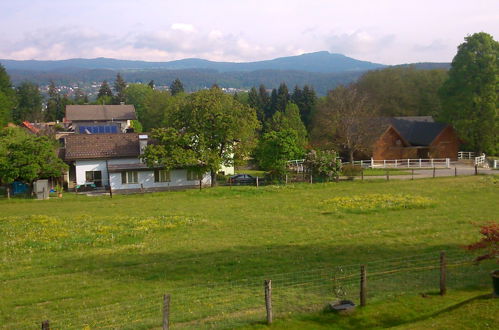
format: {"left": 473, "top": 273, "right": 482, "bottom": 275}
{"left": 383, "top": 159, "right": 386, "bottom": 168}
{"left": 360, "top": 265, "right": 367, "bottom": 307}
{"left": 431, "top": 158, "right": 434, "bottom": 167}
{"left": 256, "top": 176, "right": 259, "bottom": 187}
{"left": 41, "top": 320, "right": 50, "bottom": 330}
{"left": 264, "top": 279, "right": 273, "bottom": 324}
{"left": 285, "top": 174, "right": 288, "bottom": 185}
{"left": 6, "top": 186, "right": 10, "bottom": 199}
{"left": 386, "top": 171, "right": 389, "bottom": 181}
{"left": 440, "top": 252, "right": 446, "bottom": 296}
{"left": 310, "top": 174, "right": 313, "bottom": 184}
{"left": 407, "top": 159, "right": 410, "bottom": 167}
{"left": 446, "top": 158, "right": 450, "bottom": 168}
{"left": 361, "top": 169, "right": 364, "bottom": 181}
{"left": 141, "top": 183, "right": 144, "bottom": 193}
{"left": 419, "top": 159, "right": 422, "bottom": 168}
{"left": 474, "top": 165, "right": 478, "bottom": 175}
{"left": 455, "top": 167, "right": 457, "bottom": 177}
{"left": 411, "top": 169, "right": 414, "bottom": 180}
{"left": 433, "top": 167, "right": 436, "bottom": 178}
{"left": 163, "top": 294, "right": 171, "bottom": 330}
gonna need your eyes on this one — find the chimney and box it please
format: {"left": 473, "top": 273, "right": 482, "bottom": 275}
{"left": 139, "top": 134, "right": 148, "bottom": 154}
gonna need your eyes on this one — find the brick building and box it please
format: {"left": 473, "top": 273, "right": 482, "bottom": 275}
{"left": 372, "top": 117, "right": 460, "bottom": 160}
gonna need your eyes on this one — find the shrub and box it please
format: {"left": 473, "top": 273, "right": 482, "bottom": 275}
{"left": 341, "top": 164, "right": 362, "bottom": 177}
{"left": 465, "top": 222, "right": 499, "bottom": 263}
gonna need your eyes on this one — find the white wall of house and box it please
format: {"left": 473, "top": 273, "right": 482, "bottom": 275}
{"left": 75, "top": 158, "right": 139, "bottom": 186}
{"left": 109, "top": 169, "right": 211, "bottom": 191}
{"left": 75, "top": 158, "right": 211, "bottom": 190}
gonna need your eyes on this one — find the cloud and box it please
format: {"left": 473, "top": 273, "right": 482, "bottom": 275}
{"left": 326, "top": 30, "right": 396, "bottom": 57}
{"left": 0, "top": 25, "right": 298, "bottom": 62}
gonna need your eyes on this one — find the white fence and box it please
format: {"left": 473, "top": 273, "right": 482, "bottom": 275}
{"left": 458, "top": 151, "right": 475, "bottom": 160}
{"left": 288, "top": 158, "right": 452, "bottom": 171}
{"left": 354, "top": 158, "right": 451, "bottom": 169}
{"left": 474, "top": 154, "right": 486, "bottom": 166}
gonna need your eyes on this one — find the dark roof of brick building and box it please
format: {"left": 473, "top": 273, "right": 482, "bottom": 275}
{"left": 66, "top": 104, "right": 136, "bottom": 121}
{"left": 64, "top": 133, "right": 140, "bottom": 160}
{"left": 389, "top": 117, "right": 448, "bottom": 146}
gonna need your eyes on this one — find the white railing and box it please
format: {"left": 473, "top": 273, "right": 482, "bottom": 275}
{"left": 474, "top": 154, "right": 486, "bottom": 166}
{"left": 494, "top": 160, "right": 498, "bottom": 169}
{"left": 458, "top": 151, "right": 475, "bottom": 160}
{"left": 354, "top": 158, "right": 451, "bottom": 169}
{"left": 287, "top": 159, "right": 305, "bottom": 173}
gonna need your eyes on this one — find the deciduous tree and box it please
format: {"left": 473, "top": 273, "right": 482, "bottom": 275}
{"left": 439, "top": 32, "right": 498, "bottom": 154}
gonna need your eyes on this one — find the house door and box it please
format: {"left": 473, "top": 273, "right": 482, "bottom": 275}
{"left": 85, "top": 171, "right": 103, "bottom": 187}
{"left": 417, "top": 148, "right": 429, "bottom": 159}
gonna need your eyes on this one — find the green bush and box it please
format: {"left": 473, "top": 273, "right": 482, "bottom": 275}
{"left": 341, "top": 164, "right": 362, "bottom": 177}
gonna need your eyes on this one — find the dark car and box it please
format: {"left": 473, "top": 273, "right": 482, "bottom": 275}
{"left": 228, "top": 174, "right": 256, "bottom": 185}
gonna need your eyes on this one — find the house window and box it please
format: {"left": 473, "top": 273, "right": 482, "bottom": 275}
{"left": 121, "top": 171, "right": 138, "bottom": 184}
{"left": 154, "top": 169, "right": 171, "bottom": 182}
{"left": 187, "top": 169, "right": 202, "bottom": 181}
{"left": 85, "top": 171, "right": 102, "bottom": 187}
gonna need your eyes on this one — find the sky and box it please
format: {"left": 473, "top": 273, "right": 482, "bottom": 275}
{"left": 0, "top": 0, "right": 498, "bottom": 65}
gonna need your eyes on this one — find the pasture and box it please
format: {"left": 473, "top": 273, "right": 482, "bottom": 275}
{"left": 0, "top": 175, "right": 497, "bottom": 328}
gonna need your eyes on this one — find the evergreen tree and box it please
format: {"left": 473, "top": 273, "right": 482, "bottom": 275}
{"left": 97, "top": 81, "right": 113, "bottom": 99}
{"left": 269, "top": 88, "right": 278, "bottom": 119}
{"left": 148, "top": 80, "right": 155, "bottom": 89}
{"left": 113, "top": 73, "right": 127, "bottom": 104}
{"left": 266, "top": 102, "right": 308, "bottom": 148}
{"left": 248, "top": 87, "right": 264, "bottom": 122}
{"left": 170, "top": 78, "right": 184, "bottom": 95}
{"left": 45, "top": 81, "right": 59, "bottom": 122}
{"left": 276, "top": 83, "right": 289, "bottom": 112}
{"left": 258, "top": 84, "right": 270, "bottom": 117}
{"left": 439, "top": 32, "right": 498, "bottom": 154}
{"left": 14, "top": 82, "right": 43, "bottom": 123}
{"left": 73, "top": 87, "right": 88, "bottom": 104}
{"left": 300, "top": 85, "right": 317, "bottom": 128}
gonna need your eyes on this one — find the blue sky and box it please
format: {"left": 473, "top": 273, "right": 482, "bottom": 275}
{"left": 0, "top": 0, "right": 497, "bottom": 64}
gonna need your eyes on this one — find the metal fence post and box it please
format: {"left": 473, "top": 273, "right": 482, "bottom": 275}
{"left": 264, "top": 280, "right": 273, "bottom": 324}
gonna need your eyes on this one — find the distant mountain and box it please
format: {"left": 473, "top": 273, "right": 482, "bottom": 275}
{"left": 0, "top": 51, "right": 386, "bottom": 73}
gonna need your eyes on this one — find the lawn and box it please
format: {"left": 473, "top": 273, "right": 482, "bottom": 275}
{"left": 0, "top": 175, "right": 497, "bottom": 329}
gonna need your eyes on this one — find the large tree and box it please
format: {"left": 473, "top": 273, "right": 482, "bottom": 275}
{"left": 170, "top": 78, "right": 184, "bottom": 96}
{"left": 356, "top": 66, "right": 448, "bottom": 118}
{"left": 0, "top": 64, "right": 16, "bottom": 126}
{"left": 113, "top": 73, "right": 127, "bottom": 104}
{"left": 439, "top": 32, "right": 498, "bottom": 154}
{"left": 254, "top": 129, "right": 304, "bottom": 179}
{"left": 311, "top": 85, "right": 379, "bottom": 162}
{"left": 97, "top": 81, "right": 113, "bottom": 104}
{"left": 13, "top": 82, "right": 43, "bottom": 123}
{"left": 142, "top": 87, "right": 259, "bottom": 186}
{"left": 45, "top": 81, "right": 69, "bottom": 122}
{"left": 266, "top": 102, "right": 308, "bottom": 148}
{"left": 0, "top": 127, "right": 67, "bottom": 190}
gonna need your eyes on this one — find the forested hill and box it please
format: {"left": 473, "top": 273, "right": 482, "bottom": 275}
{"left": 1, "top": 51, "right": 385, "bottom": 73}
{"left": 0, "top": 52, "right": 450, "bottom": 95}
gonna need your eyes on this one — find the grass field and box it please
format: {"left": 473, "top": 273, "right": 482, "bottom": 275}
{"left": 1, "top": 175, "right": 498, "bottom": 328}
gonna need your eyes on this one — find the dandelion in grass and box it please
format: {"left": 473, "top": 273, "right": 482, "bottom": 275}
{"left": 322, "top": 194, "right": 434, "bottom": 214}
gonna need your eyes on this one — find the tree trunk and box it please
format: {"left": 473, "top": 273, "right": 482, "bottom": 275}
{"left": 210, "top": 170, "right": 217, "bottom": 187}
{"left": 349, "top": 150, "right": 354, "bottom": 164}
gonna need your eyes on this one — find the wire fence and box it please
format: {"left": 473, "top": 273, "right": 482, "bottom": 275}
{"left": 2, "top": 251, "right": 494, "bottom": 329}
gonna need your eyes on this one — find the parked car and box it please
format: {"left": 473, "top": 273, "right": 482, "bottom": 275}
{"left": 228, "top": 174, "right": 256, "bottom": 185}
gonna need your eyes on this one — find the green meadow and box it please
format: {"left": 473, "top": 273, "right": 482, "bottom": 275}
{"left": 0, "top": 175, "right": 497, "bottom": 329}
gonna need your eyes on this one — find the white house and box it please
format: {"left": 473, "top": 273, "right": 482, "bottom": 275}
{"left": 63, "top": 133, "right": 212, "bottom": 193}
{"left": 65, "top": 104, "right": 137, "bottom": 134}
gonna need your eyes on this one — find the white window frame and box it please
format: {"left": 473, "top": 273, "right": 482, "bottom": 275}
{"left": 154, "top": 169, "right": 171, "bottom": 182}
